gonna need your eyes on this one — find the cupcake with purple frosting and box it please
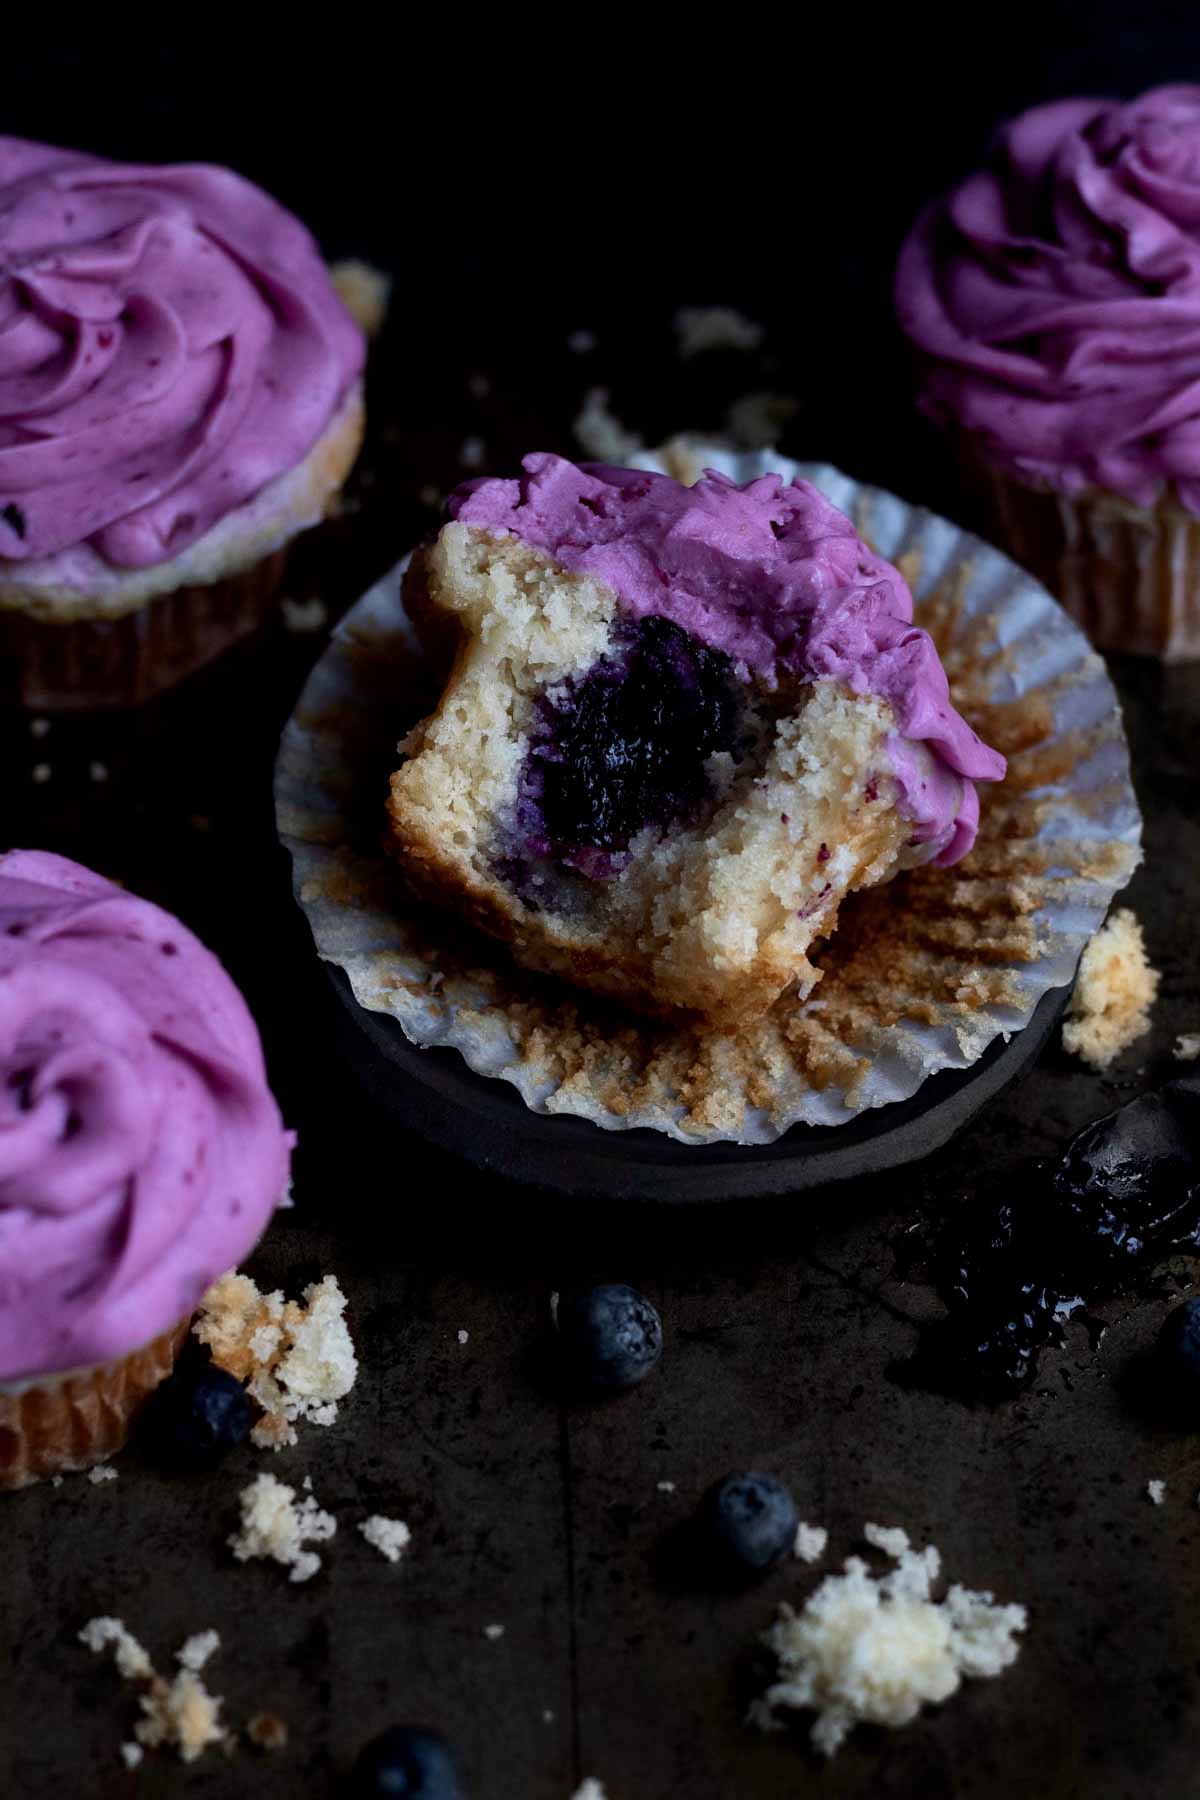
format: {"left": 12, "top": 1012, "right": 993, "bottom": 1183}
{"left": 0, "top": 137, "right": 366, "bottom": 707}
{"left": 896, "top": 84, "right": 1200, "bottom": 661}
{"left": 388, "top": 454, "right": 1005, "bottom": 1026}
{"left": 0, "top": 851, "right": 292, "bottom": 1486}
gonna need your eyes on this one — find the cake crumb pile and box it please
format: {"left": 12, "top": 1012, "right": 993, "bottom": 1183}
{"left": 194, "top": 1271, "right": 357, "bottom": 1449}
{"left": 229, "top": 1472, "right": 337, "bottom": 1583}
{"left": 1175, "top": 1033, "right": 1200, "bottom": 1063}
{"left": 1062, "top": 908, "right": 1159, "bottom": 1070}
{"left": 751, "top": 1523, "right": 1026, "bottom": 1757}
{"left": 358, "top": 1515, "right": 412, "bottom": 1564}
{"left": 571, "top": 1782, "right": 608, "bottom": 1800}
{"left": 1147, "top": 1479, "right": 1167, "bottom": 1506}
{"left": 79, "top": 1618, "right": 227, "bottom": 1765}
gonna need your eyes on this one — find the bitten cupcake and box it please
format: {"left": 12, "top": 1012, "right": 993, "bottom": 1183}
{"left": 388, "top": 455, "right": 1005, "bottom": 1025}
{"left": 896, "top": 84, "right": 1200, "bottom": 660}
{"left": 0, "top": 137, "right": 366, "bottom": 708}
{"left": 0, "top": 852, "right": 292, "bottom": 1486}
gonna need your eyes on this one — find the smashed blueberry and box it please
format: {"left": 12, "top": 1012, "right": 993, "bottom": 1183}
{"left": 349, "top": 1726, "right": 464, "bottom": 1799}
{"left": 556, "top": 1283, "right": 663, "bottom": 1393}
{"left": 897, "top": 1080, "right": 1200, "bottom": 1403}
{"left": 147, "top": 1358, "right": 250, "bottom": 1465}
{"left": 525, "top": 616, "right": 741, "bottom": 870}
{"left": 1158, "top": 1299, "right": 1200, "bottom": 1397}
{"left": 700, "top": 1472, "right": 799, "bottom": 1576}
{"left": 1053, "top": 1083, "right": 1200, "bottom": 1270}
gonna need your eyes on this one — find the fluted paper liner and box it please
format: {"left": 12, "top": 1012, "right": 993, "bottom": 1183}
{"left": 0, "top": 1319, "right": 189, "bottom": 1489}
{"left": 275, "top": 450, "right": 1143, "bottom": 1146}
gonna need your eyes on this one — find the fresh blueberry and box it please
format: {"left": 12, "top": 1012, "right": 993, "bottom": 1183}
{"left": 701, "top": 1472, "right": 799, "bottom": 1575}
{"left": 556, "top": 1284, "right": 663, "bottom": 1393}
{"left": 149, "top": 1359, "right": 250, "bottom": 1465}
{"left": 1158, "top": 1298, "right": 1200, "bottom": 1394}
{"left": 349, "top": 1726, "right": 464, "bottom": 1798}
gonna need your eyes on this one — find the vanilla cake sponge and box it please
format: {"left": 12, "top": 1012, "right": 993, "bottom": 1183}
{"left": 388, "top": 457, "right": 1006, "bottom": 1026}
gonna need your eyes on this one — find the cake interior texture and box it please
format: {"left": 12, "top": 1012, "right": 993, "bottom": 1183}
{"left": 389, "top": 526, "right": 919, "bottom": 1024}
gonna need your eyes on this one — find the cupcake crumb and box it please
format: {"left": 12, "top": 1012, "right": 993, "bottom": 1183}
{"left": 358, "top": 1515, "right": 411, "bottom": 1564}
{"left": 88, "top": 761, "right": 108, "bottom": 783}
{"left": 1062, "top": 909, "right": 1159, "bottom": 1070}
{"left": 483, "top": 1623, "right": 506, "bottom": 1641}
{"left": 87, "top": 1464, "right": 118, "bottom": 1484}
{"left": 459, "top": 436, "right": 486, "bottom": 471}
{"left": 31, "top": 762, "right": 51, "bottom": 784}
{"left": 1174, "top": 1033, "right": 1200, "bottom": 1063}
{"left": 229, "top": 1472, "right": 336, "bottom": 1583}
{"left": 571, "top": 1781, "right": 607, "bottom": 1800}
{"left": 727, "top": 390, "right": 797, "bottom": 449}
{"left": 194, "top": 1271, "right": 357, "bottom": 1450}
{"left": 245, "top": 1712, "right": 288, "bottom": 1752}
{"left": 419, "top": 484, "right": 442, "bottom": 509}
{"left": 457, "top": 1328, "right": 469, "bottom": 1345}
{"left": 329, "top": 259, "right": 392, "bottom": 338}
{"left": 574, "top": 389, "right": 644, "bottom": 463}
{"left": 79, "top": 1618, "right": 228, "bottom": 1764}
{"left": 281, "top": 597, "right": 329, "bottom": 634}
{"left": 656, "top": 1480, "right": 676, "bottom": 1494}
{"left": 1147, "top": 1479, "right": 1166, "bottom": 1506}
{"left": 29, "top": 716, "right": 50, "bottom": 739}
{"left": 794, "top": 1522, "right": 828, "bottom": 1564}
{"left": 674, "top": 305, "right": 763, "bottom": 358}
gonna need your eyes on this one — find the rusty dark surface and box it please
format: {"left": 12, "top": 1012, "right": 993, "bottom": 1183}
{"left": 4, "top": 29, "right": 1200, "bottom": 1799}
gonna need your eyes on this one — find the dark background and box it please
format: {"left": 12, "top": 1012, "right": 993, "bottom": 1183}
{"left": 4, "top": 16, "right": 1200, "bottom": 1799}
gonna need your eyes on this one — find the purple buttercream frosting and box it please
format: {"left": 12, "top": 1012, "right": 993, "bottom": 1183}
{"left": 449, "top": 453, "right": 1004, "bottom": 863}
{"left": 0, "top": 851, "right": 292, "bottom": 1383}
{"left": 895, "top": 85, "right": 1200, "bottom": 510}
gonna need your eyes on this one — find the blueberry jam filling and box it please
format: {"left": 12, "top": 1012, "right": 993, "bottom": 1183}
{"left": 515, "top": 616, "right": 743, "bottom": 881}
{"left": 894, "top": 1078, "right": 1200, "bottom": 1401}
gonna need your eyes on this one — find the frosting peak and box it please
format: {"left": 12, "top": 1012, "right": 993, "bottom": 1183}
{"left": 450, "top": 454, "right": 1004, "bottom": 862}
{"left": 895, "top": 85, "right": 1200, "bottom": 509}
{"left": 0, "top": 137, "right": 364, "bottom": 568}
{"left": 0, "top": 852, "right": 291, "bottom": 1381}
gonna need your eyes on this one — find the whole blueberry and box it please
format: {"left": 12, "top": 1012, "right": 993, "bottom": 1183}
{"left": 556, "top": 1284, "right": 663, "bottom": 1393}
{"left": 349, "top": 1726, "right": 464, "bottom": 1799}
{"left": 701, "top": 1473, "right": 799, "bottom": 1575}
{"left": 1158, "top": 1298, "right": 1200, "bottom": 1393}
{"left": 150, "top": 1360, "right": 250, "bottom": 1465}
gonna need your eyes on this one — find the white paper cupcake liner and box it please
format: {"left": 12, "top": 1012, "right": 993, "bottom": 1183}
{"left": 275, "top": 449, "right": 1142, "bottom": 1146}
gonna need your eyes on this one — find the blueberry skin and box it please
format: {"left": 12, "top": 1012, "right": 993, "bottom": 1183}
{"left": 349, "top": 1726, "right": 464, "bottom": 1799}
{"left": 1159, "top": 1298, "right": 1200, "bottom": 1393}
{"left": 152, "top": 1362, "right": 250, "bottom": 1465}
{"left": 702, "top": 1473, "right": 799, "bottom": 1575}
{"left": 557, "top": 1284, "right": 663, "bottom": 1393}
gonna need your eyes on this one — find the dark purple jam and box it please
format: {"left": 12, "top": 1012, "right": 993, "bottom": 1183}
{"left": 895, "top": 1079, "right": 1200, "bottom": 1402}
{"left": 516, "top": 616, "right": 742, "bottom": 878}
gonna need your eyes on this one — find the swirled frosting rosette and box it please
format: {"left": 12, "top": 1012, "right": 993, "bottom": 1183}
{"left": 0, "top": 137, "right": 367, "bottom": 704}
{"left": 895, "top": 85, "right": 1200, "bottom": 658}
{"left": 0, "top": 851, "right": 291, "bottom": 1483}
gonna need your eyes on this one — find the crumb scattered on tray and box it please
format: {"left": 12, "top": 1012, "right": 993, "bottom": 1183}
{"left": 674, "top": 304, "right": 764, "bottom": 358}
{"left": 794, "top": 1522, "right": 829, "bottom": 1564}
{"left": 483, "top": 1623, "right": 506, "bottom": 1641}
{"left": 79, "top": 1618, "right": 228, "bottom": 1764}
{"left": 87, "top": 1464, "right": 118, "bottom": 1484}
{"left": 281, "top": 597, "right": 329, "bottom": 635}
{"left": 1147, "top": 1479, "right": 1166, "bottom": 1506}
{"left": 574, "top": 388, "right": 644, "bottom": 463}
{"left": 228, "top": 1472, "right": 337, "bottom": 1583}
{"left": 459, "top": 436, "right": 486, "bottom": 471}
{"left": 31, "top": 762, "right": 50, "bottom": 784}
{"left": 89, "top": 761, "right": 108, "bottom": 783}
{"left": 1175, "top": 1033, "right": 1200, "bottom": 1063}
{"left": 359, "top": 1515, "right": 411, "bottom": 1564}
{"left": 656, "top": 1480, "right": 676, "bottom": 1494}
{"left": 246, "top": 1712, "right": 289, "bottom": 1752}
{"left": 29, "top": 716, "right": 50, "bottom": 738}
{"left": 571, "top": 1781, "right": 607, "bottom": 1800}
{"left": 1062, "top": 908, "right": 1159, "bottom": 1070}
{"left": 457, "top": 1328, "right": 469, "bottom": 1345}
{"left": 543, "top": 1708, "right": 555, "bottom": 1724}
{"left": 195, "top": 1271, "right": 357, "bottom": 1450}
{"left": 750, "top": 1522, "right": 1026, "bottom": 1757}
{"left": 329, "top": 259, "right": 391, "bottom": 338}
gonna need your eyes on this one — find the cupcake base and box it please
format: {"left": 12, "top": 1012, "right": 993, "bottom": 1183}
{"left": 0, "top": 552, "right": 289, "bottom": 711}
{"left": 0, "top": 1319, "right": 190, "bottom": 1490}
{"left": 974, "top": 462, "right": 1200, "bottom": 662}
